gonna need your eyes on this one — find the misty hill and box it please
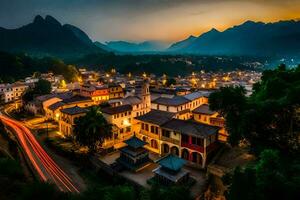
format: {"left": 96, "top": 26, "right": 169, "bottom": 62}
{"left": 0, "top": 15, "right": 106, "bottom": 58}
{"left": 105, "top": 40, "right": 168, "bottom": 52}
{"left": 168, "top": 35, "right": 197, "bottom": 52}
{"left": 94, "top": 41, "right": 114, "bottom": 52}
{"left": 167, "top": 20, "right": 300, "bottom": 56}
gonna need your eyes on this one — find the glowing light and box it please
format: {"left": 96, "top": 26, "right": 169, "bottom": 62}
{"left": 123, "top": 119, "right": 131, "bottom": 126}
{"left": 162, "top": 79, "right": 167, "bottom": 85}
{"left": 55, "top": 113, "right": 60, "bottom": 120}
{"left": 143, "top": 72, "right": 147, "bottom": 78}
{"left": 61, "top": 80, "right": 66, "bottom": 88}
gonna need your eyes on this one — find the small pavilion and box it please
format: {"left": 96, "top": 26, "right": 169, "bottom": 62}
{"left": 152, "top": 154, "right": 190, "bottom": 185}
{"left": 116, "top": 136, "right": 151, "bottom": 172}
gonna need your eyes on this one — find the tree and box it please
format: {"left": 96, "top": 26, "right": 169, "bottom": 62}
{"left": 209, "top": 65, "right": 300, "bottom": 154}
{"left": 209, "top": 86, "right": 247, "bottom": 145}
{"left": 73, "top": 106, "right": 112, "bottom": 154}
{"left": 140, "top": 184, "right": 192, "bottom": 200}
{"left": 34, "top": 79, "right": 51, "bottom": 95}
{"left": 19, "top": 182, "right": 69, "bottom": 200}
{"left": 165, "top": 78, "right": 176, "bottom": 87}
{"left": 104, "top": 185, "right": 135, "bottom": 200}
{"left": 224, "top": 167, "right": 258, "bottom": 200}
{"left": 225, "top": 149, "right": 300, "bottom": 200}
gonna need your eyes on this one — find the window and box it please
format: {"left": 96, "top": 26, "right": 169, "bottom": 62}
{"left": 182, "top": 134, "right": 189, "bottom": 143}
{"left": 162, "top": 129, "right": 170, "bottom": 138}
{"left": 145, "top": 124, "right": 149, "bottom": 131}
{"left": 192, "top": 137, "right": 197, "bottom": 145}
{"left": 141, "top": 123, "right": 145, "bottom": 130}
{"left": 120, "top": 128, "right": 124, "bottom": 134}
{"left": 126, "top": 127, "right": 131, "bottom": 132}
{"left": 150, "top": 126, "right": 154, "bottom": 133}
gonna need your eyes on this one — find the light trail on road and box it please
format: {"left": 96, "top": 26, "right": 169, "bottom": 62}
{"left": 0, "top": 115, "right": 79, "bottom": 193}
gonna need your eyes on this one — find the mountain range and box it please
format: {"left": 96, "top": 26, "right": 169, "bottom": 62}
{"left": 167, "top": 20, "right": 300, "bottom": 56}
{"left": 103, "top": 40, "right": 168, "bottom": 53}
{"left": 1, "top": 15, "right": 300, "bottom": 57}
{"left": 0, "top": 15, "right": 106, "bottom": 58}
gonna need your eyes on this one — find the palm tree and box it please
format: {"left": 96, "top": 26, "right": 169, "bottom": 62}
{"left": 73, "top": 106, "right": 112, "bottom": 154}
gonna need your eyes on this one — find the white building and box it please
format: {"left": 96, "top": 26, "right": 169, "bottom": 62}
{"left": 0, "top": 83, "right": 29, "bottom": 103}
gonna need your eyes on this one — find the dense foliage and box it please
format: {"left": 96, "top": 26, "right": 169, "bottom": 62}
{"left": 22, "top": 79, "right": 52, "bottom": 103}
{"left": 73, "top": 107, "right": 112, "bottom": 153}
{"left": 209, "top": 65, "right": 300, "bottom": 200}
{"left": 224, "top": 149, "right": 300, "bottom": 200}
{"left": 0, "top": 51, "right": 79, "bottom": 83}
{"left": 209, "top": 64, "right": 300, "bottom": 154}
{"left": 73, "top": 53, "right": 265, "bottom": 76}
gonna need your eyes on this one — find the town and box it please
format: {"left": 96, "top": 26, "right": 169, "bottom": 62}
{"left": 0, "top": 68, "right": 261, "bottom": 198}
{"left": 1, "top": 1, "right": 300, "bottom": 200}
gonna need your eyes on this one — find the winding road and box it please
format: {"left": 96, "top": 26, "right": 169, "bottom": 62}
{"left": 0, "top": 114, "right": 79, "bottom": 193}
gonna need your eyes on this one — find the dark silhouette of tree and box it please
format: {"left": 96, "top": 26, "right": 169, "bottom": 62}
{"left": 73, "top": 106, "right": 112, "bottom": 154}
{"left": 209, "top": 65, "right": 300, "bottom": 154}
{"left": 225, "top": 149, "right": 300, "bottom": 200}
{"left": 209, "top": 86, "right": 247, "bottom": 146}
{"left": 33, "top": 79, "right": 52, "bottom": 95}
{"left": 165, "top": 78, "right": 176, "bottom": 87}
{"left": 22, "top": 79, "right": 51, "bottom": 103}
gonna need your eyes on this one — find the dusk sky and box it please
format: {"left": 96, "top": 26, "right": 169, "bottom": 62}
{"left": 1, "top": 0, "right": 300, "bottom": 43}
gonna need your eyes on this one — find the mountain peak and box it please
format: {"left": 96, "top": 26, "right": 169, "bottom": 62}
{"left": 188, "top": 35, "right": 196, "bottom": 39}
{"left": 33, "top": 15, "right": 44, "bottom": 24}
{"left": 209, "top": 28, "right": 219, "bottom": 33}
{"left": 45, "top": 15, "right": 61, "bottom": 26}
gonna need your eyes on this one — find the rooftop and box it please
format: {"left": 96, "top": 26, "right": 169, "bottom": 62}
{"left": 135, "top": 110, "right": 175, "bottom": 126}
{"left": 122, "top": 96, "right": 142, "bottom": 105}
{"left": 101, "top": 104, "right": 132, "bottom": 115}
{"left": 62, "top": 95, "right": 92, "bottom": 104}
{"left": 36, "top": 92, "right": 73, "bottom": 102}
{"left": 156, "top": 154, "right": 186, "bottom": 171}
{"left": 152, "top": 96, "right": 190, "bottom": 106}
{"left": 124, "top": 136, "right": 148, "bottom": 149}
{"left": 161, "top": 119, "right": 219, "bottom": 138}
{"left": 184, "top": 91, "right": 211, "bottom": 100}
{"left": 60, "top": 106, "right": 88, "bottom": 115}
{"left": 48, "top": 101, "right": 65, "bottom": 111}
{"left": 192, "top": 104, "right": 216, "bottom": 115}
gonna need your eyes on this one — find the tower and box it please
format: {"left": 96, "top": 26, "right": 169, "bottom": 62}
{"left": 141, "top": 79, "right": 151, "bottom": 113}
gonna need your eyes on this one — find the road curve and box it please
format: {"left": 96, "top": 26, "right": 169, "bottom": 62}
{"left": 0, "top": 115, "right": 79, "bottom": 193}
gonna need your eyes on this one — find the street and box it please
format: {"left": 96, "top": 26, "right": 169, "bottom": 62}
{"left": 0, "top": 114, "right": 80, "bottom": 193}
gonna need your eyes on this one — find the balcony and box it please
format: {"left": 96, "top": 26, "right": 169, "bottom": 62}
{"left": 181, "top": 142, "right": 204, "bottom": 153}
{"left": 139, "top": 129, "right": 159, "bottom": 139}
{"left": 161, "top": 136, "right": 180, "bottom": 145}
